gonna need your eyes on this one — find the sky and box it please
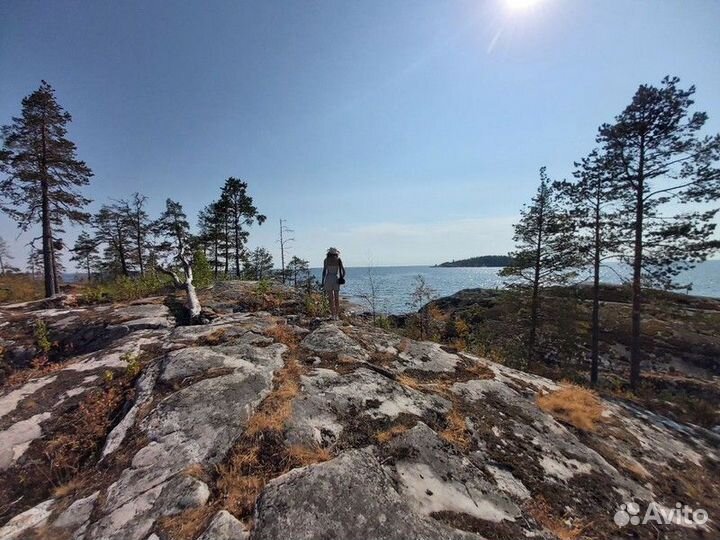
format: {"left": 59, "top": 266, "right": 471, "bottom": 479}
{"left": 1, "top": 0, "right": 719, "bottom": 269}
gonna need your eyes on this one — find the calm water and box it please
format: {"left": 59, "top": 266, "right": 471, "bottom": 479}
{"left": 312, "top": 261, "right": 720, "bottom": 315}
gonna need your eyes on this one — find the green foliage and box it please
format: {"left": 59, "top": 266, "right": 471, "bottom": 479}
{"left": 374, "top": 315, "right": 393, "bottom": 330}
{"left": 256, "top": 278, "right": 271, "bottom": 296}
{"left": 120, "top": 351, "right": 142, "bottom": 378}
{"left": 191, "top": 250, "right": 213, "bottom": 288}
{"left": 303, "top": 291, "right": 329, "bottom": 317}
{"left": 80, "top": 273, "right": 172, "bottom": 304}
{"left": 34, "top": 320, "right": 52, "bottom": 355}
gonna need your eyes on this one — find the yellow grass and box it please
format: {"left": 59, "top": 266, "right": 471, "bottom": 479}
{"left": 375, "top": 424, "right": 411, "bottom": 444}
{"left": 526, "top": 496, "right": 588, "bottom": 540}
{"left": 440, "top": 407, "right": 471, "bottom": 450}
{"left": 265, "top": 323, "right": 299, "bottom": 348}
{"left": 537, "top": 383, "right": 604, "bottom": 432}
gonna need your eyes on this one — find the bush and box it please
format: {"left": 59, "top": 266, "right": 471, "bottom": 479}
{"left": 79, "top": 273, "right": 172, "bottom": 304}
{"left": 191, "top": 250, "right": 213, "bottom": 289}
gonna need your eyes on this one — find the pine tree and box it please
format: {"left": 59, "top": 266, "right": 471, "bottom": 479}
{"left": 93, "top": 203, "right": 133, "bottom": 276}
{"left": 125, "top": 193, "right": 150, "bottom": 276}
{"left": 286, "top": 255, "right": 310, "bottom": 287}
{"left": 198, "top": 201, "right": 226, "bottom": 278}
{"left": 556, "top": 150, "right": 623, "bottom": 384}
{"left": 219, "top": 178, "right": 266, "bottom": 276}
{"left": 244, "top": 247, "right": 274, "bottom": 280}
{"left": 501, "top": 167, "right": 579, "bottom": 363}
{"left": 70, "top": 231, "right": 100, "bottom": 281}
{"left": 0, "top": 81, "right": 93, "bottom": 296}
{"left": 597, "top": 77, "right": 720, "bottom": 389}
{"left": 27, "top": 247, "right": 43, "bottom": 279}
{"left": 153, "top": 199, "right": 202, "bottom": 321}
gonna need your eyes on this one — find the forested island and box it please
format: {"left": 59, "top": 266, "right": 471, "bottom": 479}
{"left": 434, "top": 255, "right": 512, "bottom": 267}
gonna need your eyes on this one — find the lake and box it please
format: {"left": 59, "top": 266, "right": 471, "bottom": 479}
{"left": 311, "top": 260, "right": 720, "bottom": 315}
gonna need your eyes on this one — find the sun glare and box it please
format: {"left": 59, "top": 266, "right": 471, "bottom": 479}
{"left": 505, "top": 0, "right": 544, "bottom": 12}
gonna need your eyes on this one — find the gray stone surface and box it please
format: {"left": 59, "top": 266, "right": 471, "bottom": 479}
{"left": 286, "top": 367, "right": 450, "bottom": 446}
{"left": 197, "top": 510, "right": 248, "bottom": 540}
{"left": 301, "top": 323, "right": 369, "bottom": 360}
{"left": 0, "top": 499, "right": 55, "bottom": 540}
{"left": 53, "top": 490, "right": 99, "bottom": 530}
{"left": 252, "top": 450, "right": 477, "bottom": 540}
{"left": 386, "top": 423, "right": 520, "bottom": 523}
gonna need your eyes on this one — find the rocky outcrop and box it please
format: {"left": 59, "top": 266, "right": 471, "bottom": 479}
{"left": 0, "top": 291, "right": 718, "bottom": 540}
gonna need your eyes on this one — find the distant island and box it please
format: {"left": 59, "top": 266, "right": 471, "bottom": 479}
{"left": 434, "top": 255, "right": 512, "bottom": 268}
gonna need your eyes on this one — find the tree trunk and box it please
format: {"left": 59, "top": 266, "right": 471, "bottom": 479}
{"left": 86, "top": 257, "right": 91, "bottom": 282}
{"left": 136, "top": 222, "right": 144, "bottom": 277}
{"left": 528, "top": 198, "right": 545, "bottom": 363}
{"left": 40, "top": 111, "right": 55, "bottom": 298}
{"left": 213, "top": 236, "right": 219, "bottom": 279}
{"left": 630, "top": 140, "right": 646, "bottom": 391}
{"left": 590, "top": 198, "right": 601, "bottom": 385}
{"left": 280, "top": 220, "right": 286, "bottom": 284}
{"left": 50, "top": 239, "right": 59, "bottom": 293}
{"left": 234, "top": 218, "right": 241, "bottom": 278}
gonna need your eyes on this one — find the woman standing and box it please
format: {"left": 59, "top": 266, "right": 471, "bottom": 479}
{"left": 321, "top": 247, "right": 345, "bottom": 320}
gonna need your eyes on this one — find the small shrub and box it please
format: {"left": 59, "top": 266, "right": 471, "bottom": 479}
{"left": 120, "top": 352, "right": 141, "bottom": 378}
{"left": 80, "top": 273, "right": 172, "bottom": 304}
{"left": 537, "top": 383, "right": 604, "bottom": 432}
{"left": 34, "top": 320, "right": 52, "bottom": 355}
{"left": 256, "top": 278, "right": 271, "bottom": 296}
{"left": 303, "top": 291, "right": 329, "bottom": 317}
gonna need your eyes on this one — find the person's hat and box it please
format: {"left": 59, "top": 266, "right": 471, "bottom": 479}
{"left": 327, "top": 247, "right": 340, "bottom": 255}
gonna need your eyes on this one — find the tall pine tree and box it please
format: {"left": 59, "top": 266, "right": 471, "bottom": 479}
{"left": 219, "top": 178, "right": 266, "bottom": 276}
{"left": 501, "top": 167, "right": 579, "bottom": 363}
{"left": 556, "top": 150, "right": 623, "bottom": 384}
{"left": 0, "top": 81, "right": 93, "bottom": 296}
{"left": 598, "top": 77, "right": 720, "bottom": 389}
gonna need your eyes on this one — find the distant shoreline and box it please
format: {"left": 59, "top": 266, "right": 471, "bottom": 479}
{"left": 433, "top": 255, "right": 512, "bottom": 268}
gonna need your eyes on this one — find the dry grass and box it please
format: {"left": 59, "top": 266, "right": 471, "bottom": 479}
{"left": 6, "top": 356, "right": 72, "bottom": 389}
{"left": 375, "top": 424, "right": 411, "bottom": 444}
{"left": 157, "top": 506, "right": 215, "bottom": 540}
{"left": 183, "top": 463, "right": 212, "bottom": 484}
{"left": 196, "top": 328, "right": 228, "bottom": 346}
{"left": 439, "top": 407, "right": 471, "bottom": 450}
{"left": 265, "top": 323, "right": 299, "bottom": 348}
{"left": 285, "top": 444, "right": 332, "bottom": 467}
{"left": 537, "top": 383, "right": 605, "bottom": 432}
{"left": 45, "top": 384, "right": 129, "bottom": 481}
{"left": 244, "top": 357, "right": 301, "bottom": 437}
{"left": 617, "top": 457, "right": 650, "bottom": 481}
{"left": 526, "top": 496, "right": 588, "bottom": 540}
{"left": 396, "top": 373, "right": 424, "bottom": 391}
{"left": 215, "top": 352, "right": 332, "bottom": 522}
{"left": 52, "top": 477, "right": 87, "bottom": 498}
{"left": 0, "top": 274, "right": 44, "bottom": 303}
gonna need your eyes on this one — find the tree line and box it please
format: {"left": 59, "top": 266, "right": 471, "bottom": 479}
{"left": 502, "top": 76, "right": 720, "bottom": 389}
{"left": 0, "top": 81, "right": 315, "bottom": 320}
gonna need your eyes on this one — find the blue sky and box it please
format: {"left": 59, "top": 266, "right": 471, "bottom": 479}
{"left": 1, "top": 0, "right": 719, "bottom": 268}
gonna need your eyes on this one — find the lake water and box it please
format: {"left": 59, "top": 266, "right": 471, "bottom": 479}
{"left": 311, "top": 260, "right": 720, "bottom": 315}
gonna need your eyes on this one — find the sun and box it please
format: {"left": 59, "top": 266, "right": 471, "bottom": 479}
{"left": 505, "top": 0, "right": 544, "bottom": 12}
